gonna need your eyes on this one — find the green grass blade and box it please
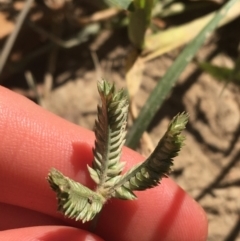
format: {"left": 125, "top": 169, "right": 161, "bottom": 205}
{"left": 125, "top": 0, "right": 239, "bottom": 149}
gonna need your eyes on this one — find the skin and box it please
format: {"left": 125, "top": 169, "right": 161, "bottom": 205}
{"left": 0, "top": 86, "right": 208, "bottom": 241}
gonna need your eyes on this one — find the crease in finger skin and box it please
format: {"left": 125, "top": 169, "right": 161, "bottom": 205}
{"left": 0, "top": 226, "right": 104, "bottom": 241}
{"left": 0, "top": 202, "right": 66, "bottom": 230}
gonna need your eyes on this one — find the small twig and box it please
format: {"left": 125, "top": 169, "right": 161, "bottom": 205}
{"left": 28, "top": 21, "right": 100, "bottom": 48}
{"left": 43, "top": 46, "right": 58, "bottom": 97}
{"left": 78, "top": 8, "right": 122, "bottom": 26}
{"left": 90, "top": 50, "right": 102, "bottom": 80}
{"left": 0, "top": 0, "right": 34, "bottom": 76}
{"left": 43, "top": 20, "right": 62, "bottom": 98}
{"left": 25, "top": 71, "right": 42, "bottom": 105}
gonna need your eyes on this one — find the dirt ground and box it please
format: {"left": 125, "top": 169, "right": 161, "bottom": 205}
{"left": 1, "top": 3, "right": 240, "bottom": 240}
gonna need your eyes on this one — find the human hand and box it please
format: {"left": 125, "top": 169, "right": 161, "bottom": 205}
{"left": 0, "top": 86, "right": 207, "bottom": 241}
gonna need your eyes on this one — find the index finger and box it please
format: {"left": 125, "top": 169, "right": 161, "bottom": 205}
{"left": 0, "top": 86, "right": 207, "bottom": 241}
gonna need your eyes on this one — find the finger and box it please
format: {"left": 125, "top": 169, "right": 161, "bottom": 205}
{"left": 0, "top": 86, "right": 95, "bottom": 217}
{"left": 0, "top": 87, "right": 207, "bottom": 241}
{"left": 0, "top": 203, "right": 64, "bottom": 230}
{"left": 96, "top": 178, "right": 208, "bottom": 241}
{"left": 0, "top": 226, "right": 104, "bottom": 241}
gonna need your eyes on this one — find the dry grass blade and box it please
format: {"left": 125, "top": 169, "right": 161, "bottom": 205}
{"left": 0, "top": 0, "right": 34, "bottom": 76}
{"left": 142, "top": 1, "right": 240, "bottom": 62}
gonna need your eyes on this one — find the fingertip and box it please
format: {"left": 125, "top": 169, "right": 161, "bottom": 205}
{"left": 160, "top": 178, "right": 208, "bottom": 241}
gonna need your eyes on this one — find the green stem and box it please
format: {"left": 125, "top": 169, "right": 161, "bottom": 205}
{"left": 128, "top": 0, "right": 154, "bottom": 49}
